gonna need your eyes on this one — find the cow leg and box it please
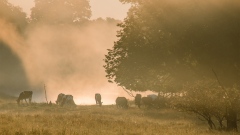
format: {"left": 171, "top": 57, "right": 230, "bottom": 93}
{"left": 24, "top": 99, "right": 28, "bottom": 105}
{"left": 29, "top": 97, "right": 32, "bottom": 104}
{"left": 19, "top": 100, "right": 22, "bottom": 105}
{"left": 98, "top": 100, "right": 102, "bottom": 106}
{"left": 138, "top": 103, "right": 141, "bottom": 108}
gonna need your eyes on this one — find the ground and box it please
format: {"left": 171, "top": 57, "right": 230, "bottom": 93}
{"left": 0, "top": 100, "right": 239, "bottom": 135}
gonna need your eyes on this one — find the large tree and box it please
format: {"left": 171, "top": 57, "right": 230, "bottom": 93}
{"left": 0, "top": 0, "right": 30, "bottom": 94}
{"left": 31, "top": 0, "right": 91, "bottom": 24}
{"left": 104, "top": 0, "right": 240, "bottom": 92}
{"left": 104, "top": 0, "right": 240, "bottom": 131}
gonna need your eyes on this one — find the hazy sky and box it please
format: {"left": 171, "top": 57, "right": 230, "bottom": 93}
{"left": 2, "top": 0, "right": 155, "bottom": 105}
{"left": 8, "top": 0, "right": 130, "bottom": 20}
{"left": 2, "top": 0, "right": 143, "bottom": 105}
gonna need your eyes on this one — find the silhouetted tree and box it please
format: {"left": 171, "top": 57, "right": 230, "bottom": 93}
{"left": 30, "top": 0, "right": 91, "bottom": 24}
{"left": 0, "top": 1, "right": 29, "bottom": 94}
{"left": 104, "top": 0, "right": 240, "bottom": 131}
{"left": 0, "top": 0, "right": 27, "bottom": 32}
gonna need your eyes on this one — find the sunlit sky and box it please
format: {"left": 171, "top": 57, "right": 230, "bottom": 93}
{"left": 8, "top": 0, "right": 130, "bottom": 20}
{"left": 4, "top": 0, "right": 137, "bottom": 105}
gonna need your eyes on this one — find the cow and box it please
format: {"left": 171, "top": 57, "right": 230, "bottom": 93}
{"left": 142, "top": 94, "right": 162, "bottom": 109}
{"left": 60, "top": 95, "right": 76, "bottom": 107}
{"left": 56, "top": 93, "right": 65, "bottom": 105}
{"left": 147, "top": 94, "right": 158, "bottom": 101}
{"left": 95, "top": 93, "right": 102, "bottom": 106}
{"left": 116, "top": 97, "right": 128, "bottom": 109}
{"left": 16, "top": 91, "right": 33, "bottom": 105}
{"left": 134, "top": 94, "right": 142, "bottom": 108}
{"left": 141, "top": 96, "right": 153, "bottom": 108}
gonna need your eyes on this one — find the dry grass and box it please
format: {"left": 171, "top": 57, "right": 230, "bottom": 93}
{"left": 0, "top": 101, "right": 239, "bottom": 135}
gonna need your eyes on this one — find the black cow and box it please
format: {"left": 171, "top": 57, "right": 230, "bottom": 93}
{"left": 60, "top": 95, "right": 76, "bottom": 107}
{"left": 116, "top": 97, "right": 128, "bottom": 109}
{"left": 135, "top": 94, "right": 142, "bottom": 108}
{"left": 142, "top": 94, "right": 163, "bottom": 109}
{"left": 16, "top": 91, "right": 33, "bottom": 105}
{"left": 95, "top": 93, "right": 102, "bottom": 106}
{"left": 56, "top": 93, "right": 76, "bottom": 107}
{"left": 56, "top": 93, "right": 65, "bottom": 105}
{"left": 141, "top": 96, "right": 153, "bottom": 108}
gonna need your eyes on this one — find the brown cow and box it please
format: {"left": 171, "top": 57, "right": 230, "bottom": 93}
{"left": 135, "top": 94, "right": 142, "bottom": 108}
{"left": 95, "top": 93, "right": 102, "bottom": 106}
{"left": 116, "top": 97, "right": 128, "bottom": 109}
{"left": 56, "top": 93, "right": 65, "bottom": 105}
{"left": 141, "top": 97, "right": 153, "bottom": 108}
{"left": 16, "top": 91, "right": 33, "bottom": 105}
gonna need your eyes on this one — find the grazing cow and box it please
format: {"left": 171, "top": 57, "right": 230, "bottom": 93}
{"left": 135, "top": 94, "right": 142, "bottom": 108}
{"left": 143, "top": 94, "right": 162, "bottom": 109}
{"left": 116, "top": 97, "right": 128, "bottom": 109}
{"left": 60, "top": 95, "right": 76, "bottom": 107}
{"left": 56, "top": 93, "right": 65, "bottom": 105}
{"left": 16, "top": 91, "right": 33, "bottom": 105}
{"left": 147, "top": 94, "right": 158, "bottom": 101}
{"left": 141, "top": 96, "right": 153, "bottom": 108}
{"left": 95, "top": 93, "right": 102, "bottom": 106}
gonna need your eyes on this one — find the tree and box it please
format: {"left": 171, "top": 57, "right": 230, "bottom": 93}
{"left": 104, "top": 0, "right": 240, "bottom": 131}
{"left": 0, "top": 0, "right": 27, "bottom": 31}
{"left": 104, "top": 0, "right": 240, "bottom": 91}
{"left": 0, "top": 1, "right": 29, "bottom": 94}
{"left": 171, "top": 80, "right": 227, "bottom": 129}
{"left": 30, "top": 0, "right": 91, "bottom": 24}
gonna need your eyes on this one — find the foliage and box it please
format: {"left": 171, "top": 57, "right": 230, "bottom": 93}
{"left": 0, "top": 0, "right": 27, "bottom": 32}
{"left": 30, "top": 0, "right": 91, "bottom": 24}
{"left": 104, "top": 0, "right": 240, "bottom": 92}
{"left": 170, "top": 80, "right": 240, "bottom": 130}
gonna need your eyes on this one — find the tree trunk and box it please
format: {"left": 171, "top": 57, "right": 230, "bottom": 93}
{"left": 226, "top": 108, "right": 238, "bottom": 131}
{"left": 207, "top": 119, "right": 216, "bottom": 129}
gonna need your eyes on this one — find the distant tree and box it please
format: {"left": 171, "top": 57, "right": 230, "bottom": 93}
{"left": 0, "top": 0, "right": 27, "bottom": 32}
{"left": 30, "top": 0, "right": 91, "bottom": 24}
{"left": 104, "top": 0, "right": 240, "bottom": 131}
{"left": 91, "top": 17, "right": 121, "bottom": 26}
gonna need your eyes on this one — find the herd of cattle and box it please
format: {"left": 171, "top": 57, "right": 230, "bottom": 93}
{"left": 16, "top": 91, "right": 164, "bottom": 109}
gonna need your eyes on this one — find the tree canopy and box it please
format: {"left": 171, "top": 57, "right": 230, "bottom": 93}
{"left": 0, "top": 0, "right": 27, "bottom": 31}
{"left": 30, "top": 0, "right": 91, "bottom": 24}
{"left": 104, "top": 0, "right": 240, "bottom": 92}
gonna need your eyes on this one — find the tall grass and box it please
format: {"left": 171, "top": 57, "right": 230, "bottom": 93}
{"left": 0, "top": 101, "right": 238, "bottom": 135}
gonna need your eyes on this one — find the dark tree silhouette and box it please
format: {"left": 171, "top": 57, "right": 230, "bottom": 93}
{"left": 104, "top": 0, "right": 240, "bottom": 131}
{"left": 31, "top": 0, "right": 91, "bottom": 24}
{"left": 0, "top": 0, "right": 27, "bottom": 32}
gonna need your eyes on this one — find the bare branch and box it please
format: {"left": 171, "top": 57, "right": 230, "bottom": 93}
{"left": 212, "top": 69, "right": 230, "bottom": 106}
{"left": 212, "top": 69, "right": 226, "bottom": 91}
{"left": 121, "top": 86, "right": 135, "bottom": 97}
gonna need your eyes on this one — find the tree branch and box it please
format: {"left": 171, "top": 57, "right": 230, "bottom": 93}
{"left": 121, "top": 86, "right": 135, "bottom": 97}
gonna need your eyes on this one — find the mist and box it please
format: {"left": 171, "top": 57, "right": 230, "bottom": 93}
{"left": 0, "top": 18, "right": 138, "bottom": 104}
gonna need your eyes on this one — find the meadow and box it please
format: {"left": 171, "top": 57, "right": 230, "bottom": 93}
{"left": 0, "top": 100, "right": 239, "bottom": 135}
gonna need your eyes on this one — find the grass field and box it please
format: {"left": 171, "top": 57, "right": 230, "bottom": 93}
{"left": 0, "top": 100, "right": 239, "bottom": 135}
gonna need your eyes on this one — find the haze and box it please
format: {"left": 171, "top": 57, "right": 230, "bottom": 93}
{"left": 0, "top": 0, "right": 142, "bottom": 105}
{"left": 8, "top": 0, "right": 130, "bottom": 20}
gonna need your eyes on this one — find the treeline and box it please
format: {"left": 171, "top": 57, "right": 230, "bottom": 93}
{"left": 0, "top": 0, "right": 121, "bottom": 30}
